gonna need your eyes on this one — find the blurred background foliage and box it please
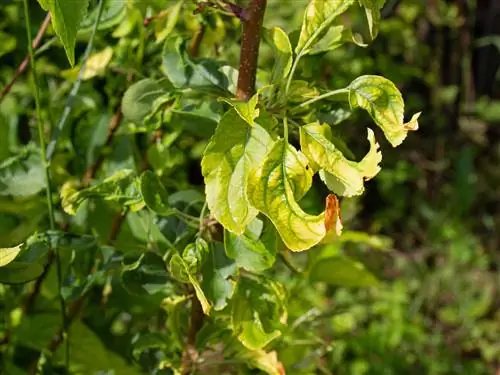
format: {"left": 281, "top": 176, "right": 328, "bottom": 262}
{"left": 0, "top": 0, "right": 499, "bottom": 374}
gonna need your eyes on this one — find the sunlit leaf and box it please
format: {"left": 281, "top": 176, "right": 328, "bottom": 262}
{"left": 232, "top": 276, "right": 286, "bottom": 350}
{"left": 349, "top": 75, "right": 420, "bottom": 147}
{"left": 201, "top": 97, "right": 273, "bottom": 234}
{"left": 61, "top": 47, "right": 114, "bottom": 80}
{"left": 247, "top": 139, "right": 341, "bottom": 251}
{"left": 300, "top": 122, "right": 381, "bottom": 196}
{"left": 266, "top": 27, "right": 293, "bottom": 84}
{"left": 37, "top": 0, "right": 90, "bottom": 66}
{"left": 358, "top": 0, "right": 387, "bottom": 39}
{"left": 235, "top": 349, "right": 285, "bottom": 375}
{"left": 296, "top": 0, "right": 355, "bottom": 55}
{"left": 0, "top": 244, "right": 23, "bottom": 267}
{"left": 61, "top": 170, "right": 144, "bottom": 215}
{"left": 169, "top": 253, "right": 211, "bottom": 314}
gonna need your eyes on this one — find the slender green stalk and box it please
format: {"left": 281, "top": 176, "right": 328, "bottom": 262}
{"left": 298, "top": 88, "right": 349, "bottom": 108}
{"left": 285, "top": 53, "right": 302, "bottom": 98}
{"left": 283, "top": 115, "right": 289, "bottom": 143}
{"left": 46, "top": 0, "right": 105, "bottom": 160}
{"left": 22, "top": 0, "right": 68, "bottom": 366}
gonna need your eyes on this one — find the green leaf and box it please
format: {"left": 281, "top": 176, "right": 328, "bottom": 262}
{"left": 55, "top": 322, "right": 141, "bottom": 374}
{"left": 224, "top": 218, "right": 277, "bottom": 273}
{"left": 358, "top": 0, "right": 386, "bottom": 39}
{"left": 247, "top": 139, "right": 335, "bottom": 251}
{"left": 121, "top": 252, "right": 171, "bottom": 295}
{"left": 201, "top": 243, "right": 237, "bottom": 311}
{"left": 79, "top": 0, "right": 127, "bottom": 32}
{"left": 61, "top": 170, "right": 144, "bottom": 215}
{"left": 0, "top": 244, "right": 23, "bottom": 267}
{"left": 0, "top": 147, "right": 45, "bottom": 197}
{"left": 266, "top": 27, "right": 293, "bottom": 84}
{"left": 169, "top": 253, "right": 211, "bottom": 314}
{"left": 348, "top": 75, "right": 420, "bottom": 147}
{"left": 309, "top": 254, "right": 379, "bottom": 287}
{"left": 140, "top": 170, "right": 170, "bottom": 215}
{"left": 201, "top": 98, "right": 273, "bottom": 234}
{"left": 121, "top": 78, "right": 172, "bottom": 124}
{"left": 296, "top": 0, "right": 355, "bottom": 55}
{"left": 0, "top": 261, "right": 44, "bottom": 284}
{"left": 231, "top": 277, "right": 286, "bottom": 350}
{"left": 300, "top": 122, "right": 381, "bottom": 197}
{"left": 37, "top": 0, "right": 91, "bottom": 66}
{"left": 162, "top": 37, "right": 236, "bottom": 94}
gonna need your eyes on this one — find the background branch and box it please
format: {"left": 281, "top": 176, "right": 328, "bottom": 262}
{"left": 0, "top": 13, "right": 51, "bottom": 105}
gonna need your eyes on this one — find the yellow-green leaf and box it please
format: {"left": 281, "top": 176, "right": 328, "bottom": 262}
{"left": 296, "top": 0, "right": 355, "bottom": 55}
{"left": 61, "top": 47, "right": 114, "bottom": 80}
{"left": 247, "top": 139, "right": 341, "bottom": 251}
{"left": 348, "top": 75, "right": 420, "bottom": 147}
{"left": 37, "top": 0, "right": 91, "bottom": 66}
{"left": 0, "top": 244, "right": 23, "bottom": 267}
{"left": 358, "top": 0, "right": 386, "bottom": 39}
{"left": 202, "top": 98, "right": 273, "bottom": 234}
{"left": 300, "top": 123, "right": 381, "bottom": 197}
{"left": 266, "top": 27, "right": 293, "bottom": 84}
{"left": 61, "top": 170, "right": 144, "bottom": 215}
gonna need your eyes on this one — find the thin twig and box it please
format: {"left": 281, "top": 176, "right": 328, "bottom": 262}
{"left": 0, "top": 13, "right": 51, "bottom": 105}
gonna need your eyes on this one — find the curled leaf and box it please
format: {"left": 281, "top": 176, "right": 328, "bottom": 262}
{"left": 300, "top": 122, "right": 381, "bottom": 196}
{"left": 247, "top": 140, "right": 341, "bottom": 251}
{"left": 349, "top": 75, "right": 420, "bottom": 147}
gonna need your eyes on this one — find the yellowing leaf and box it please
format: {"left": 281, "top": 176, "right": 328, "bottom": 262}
{"left": 300, "top": 123, "right": 381, "bottom": 197}
{"left": 61, "top": 47, "right": 114, "bottom": 80}
{"left": 349, "top": 75, "right": 420, "bottom": 147}
{"left": 247, "top": 139, "right": 341, "bottom": 251}
{"left": 0, "top": 244, "right": 23, "bottom": 267}
{"left": 201, "top": 98, "right": 272, "bottom": 234}
{"left": 296, "top": 0, "right": 355, "bottom": 55}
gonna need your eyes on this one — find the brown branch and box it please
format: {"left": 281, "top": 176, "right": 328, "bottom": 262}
{"left": 181, "top": 296, "right": 204, "bottom": 374}
{"left": 0, "top": 13, "right": 51, "bottom": 105}
{"left": 236, "top": 0, "right": 267, "bottom": 101}
{"left": 143, "top": 9, "right": 169, "bottom": 27}
{"left": 181, "top": 1, "right": 267, "bottom": 373}
{"left": 189, "top": 24, "right": 207, "bottom": 58}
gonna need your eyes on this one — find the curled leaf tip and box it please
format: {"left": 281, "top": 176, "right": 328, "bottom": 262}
{"left": 404, "top": 112, "right": 421, "bottom": 131}
{"left": 324, "top": 194, "right": 343, "bottom": 236}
